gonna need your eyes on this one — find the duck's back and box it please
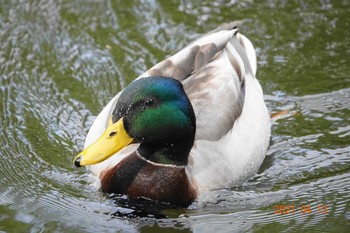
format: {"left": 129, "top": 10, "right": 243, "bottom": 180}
{"left": 140, "top": 22, "right": 257, "bottom": 141}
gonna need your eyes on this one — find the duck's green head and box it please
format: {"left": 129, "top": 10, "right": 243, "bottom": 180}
{"left": 74, "top": 77, "right": 196, "bottom": 167}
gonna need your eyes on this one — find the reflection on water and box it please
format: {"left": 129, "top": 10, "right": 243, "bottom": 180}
{"left": 0, "top": 0, "right": 349, "bottom": 232}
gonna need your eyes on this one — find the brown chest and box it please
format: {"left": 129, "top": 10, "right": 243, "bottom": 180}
{"left": 100, "top": 153, "right": 197, "bottom": 207}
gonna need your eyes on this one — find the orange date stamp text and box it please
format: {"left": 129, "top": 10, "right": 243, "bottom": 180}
{"left": 274, "top": 204, "right": 328, "bottom": 215}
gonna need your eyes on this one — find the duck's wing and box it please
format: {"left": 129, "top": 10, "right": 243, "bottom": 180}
{"left": 179, "top": 27, "right": 270, "bottom": 195}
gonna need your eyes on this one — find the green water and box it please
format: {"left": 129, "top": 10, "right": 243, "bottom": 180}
{"left": 1, "top": 0, "right": 349, "bottom": 232}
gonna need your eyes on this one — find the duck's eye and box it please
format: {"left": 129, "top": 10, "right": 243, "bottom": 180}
{"left": 145, "top": 98, "right": 157, "bottom": 108}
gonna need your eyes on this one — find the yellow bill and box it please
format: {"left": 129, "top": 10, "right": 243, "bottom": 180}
{"left": 74, "top": 117, "right": 134, "bottom": 167}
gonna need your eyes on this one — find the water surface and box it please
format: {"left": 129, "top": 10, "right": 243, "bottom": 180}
{"left": 0, "top": 0, "right": 349, "bottom": 232}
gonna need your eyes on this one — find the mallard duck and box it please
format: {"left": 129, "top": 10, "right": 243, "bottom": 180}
{"left": 74, "top": 22, "right": 271, "bottom": 207}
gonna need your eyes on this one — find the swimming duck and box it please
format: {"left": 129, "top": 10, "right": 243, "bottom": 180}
{"left": 74, "top": 22, "right": 271, "bottom": 207}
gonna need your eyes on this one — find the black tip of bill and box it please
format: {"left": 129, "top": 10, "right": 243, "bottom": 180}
{"left": 74, "top": 156, "right": 82, "bottom": 167}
